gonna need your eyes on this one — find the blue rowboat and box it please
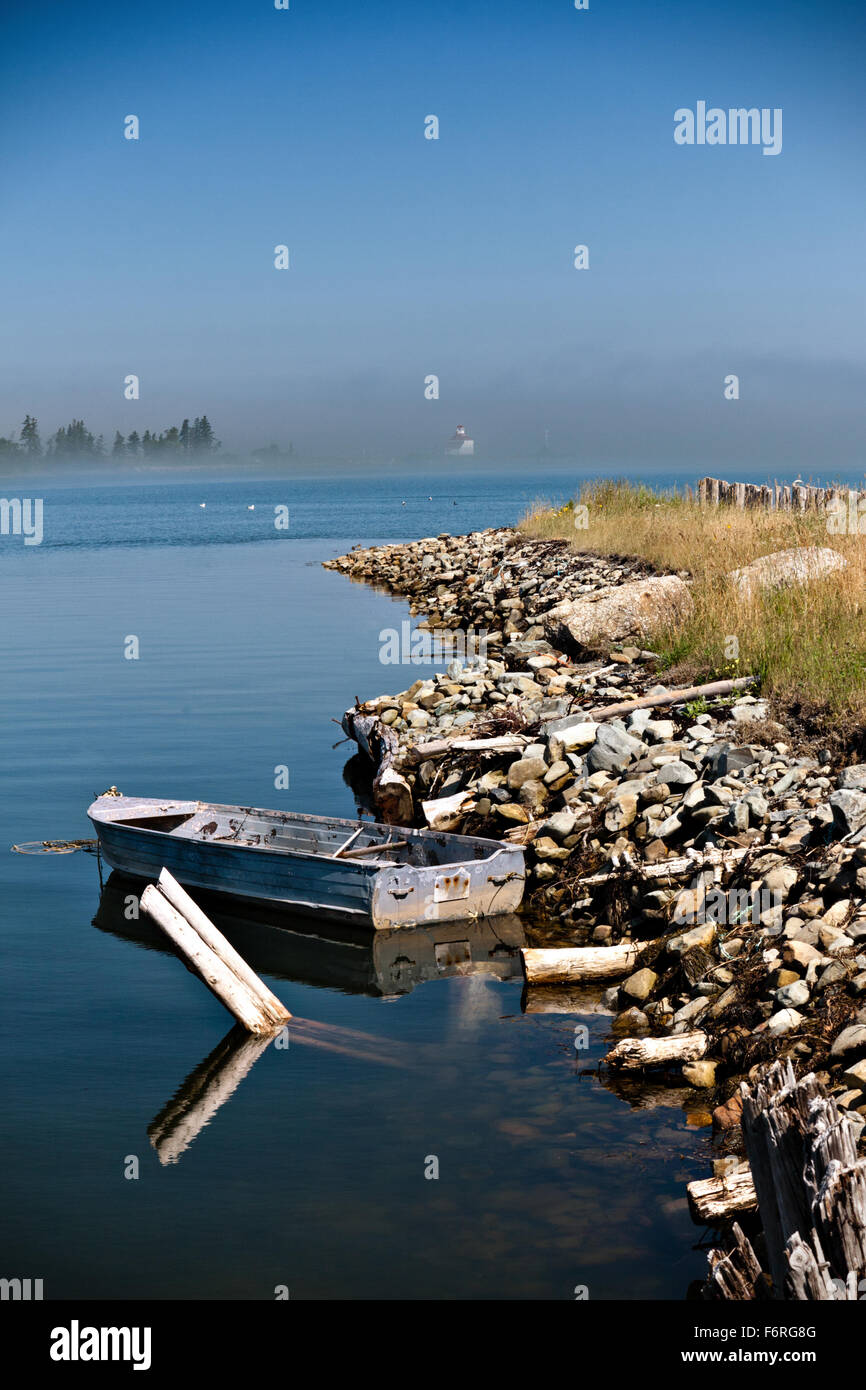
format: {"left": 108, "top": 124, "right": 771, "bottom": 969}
{"left": 87, "top": 795, "right": 526, "bottom": 930}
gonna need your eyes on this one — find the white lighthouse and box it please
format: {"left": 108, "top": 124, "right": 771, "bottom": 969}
{"left": 446, "top": 424, "right": 475, "bottom": 457}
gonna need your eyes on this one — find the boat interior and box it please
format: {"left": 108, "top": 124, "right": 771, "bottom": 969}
{"left": 104, "top": 802, "right": 504, "bottom": 868}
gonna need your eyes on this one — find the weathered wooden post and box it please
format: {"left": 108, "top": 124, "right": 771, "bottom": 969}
{"left": 706, "top": 1062, "right": 866, "bottom": 1300}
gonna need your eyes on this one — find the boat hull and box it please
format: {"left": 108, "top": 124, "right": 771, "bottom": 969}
{"left": 87, "top": 797, "right": 525, "bottom": 929}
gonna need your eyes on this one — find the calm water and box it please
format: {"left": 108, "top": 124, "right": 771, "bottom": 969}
{"left": 0, "top": 471, "right": 713, "bottom": 1299}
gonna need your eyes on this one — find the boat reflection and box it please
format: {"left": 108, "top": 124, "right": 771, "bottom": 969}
{"left": 93, "top": 871, "right": 526, "bottom": 999}
{"left": 93, "top": 873, "right": 527, "bottom": 1163}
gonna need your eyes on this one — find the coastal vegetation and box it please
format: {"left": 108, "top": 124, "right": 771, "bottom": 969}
{"left": 522, "top": 479, "right": 866, "bottom": 731}
{"left": 0, "top": 413, "right": 221, "bottom": 460}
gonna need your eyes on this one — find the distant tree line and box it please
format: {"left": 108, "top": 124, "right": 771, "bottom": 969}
{"left": 0, "top": 414, "right": 220, "bottom": 460}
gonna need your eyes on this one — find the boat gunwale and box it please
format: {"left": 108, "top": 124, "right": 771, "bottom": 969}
{"left": 86, "top": 797, "right": 519, "bottom": 872}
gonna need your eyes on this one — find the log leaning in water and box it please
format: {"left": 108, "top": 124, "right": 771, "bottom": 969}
{"left": 141, "top": 883, "right": 290, "bottom": 1036}
{"left": 157, "top": 869, "right": 290, "bottom": 1028}
{"left": 521, "top": 942, "right": 645, "bottom": 984}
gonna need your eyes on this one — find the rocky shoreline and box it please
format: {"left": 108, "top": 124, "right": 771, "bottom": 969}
{"left": 324, "top": 527, "right": 866, "bottom": 1159}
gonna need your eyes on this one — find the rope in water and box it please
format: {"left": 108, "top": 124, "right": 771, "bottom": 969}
{"left": 12, "top": 839, "right": 100, "bottom": 855}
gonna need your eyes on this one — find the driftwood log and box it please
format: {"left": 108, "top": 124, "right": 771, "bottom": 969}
{"left": 578, "top": 845, "right": 751, "bottom": 888}
{"left": 688, "top": 1168, "right": 758, "bottom": 1223}
{"left": 521, "top": 941, "right": 645, "bottom": 984}
{"left": 707, "top": 1061, "right": 866, "bottom": 1299}
{"left": 604, "top": 1032, "right": 708, "bottom": 1071}
{"left": 341, "top": 708, "right": 414, "bottom": 823}
{"left": 406, "top": 734, "right": 528, "bottom": 765}
{"left": 157, "top": 870, "right": 290, "bottom": 1028}
{"left": 142, "top": 873, "right": 291, "bottom": 1036}
{"left": 708, "top": 1223, "right": 768, "bottom": 1300}
{"left": 580, "top": 676, "right": 756, "bottom": 724}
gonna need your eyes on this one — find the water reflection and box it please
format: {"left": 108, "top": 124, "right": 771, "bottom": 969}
{"left": 148, "top": 1024, "right": 274, "bottom": 1165}
{"left": 92, "top": 871, "right": 526, "bottom": 999}
{"left": 94, "top": 874, "right": 529, "bottom": 1164}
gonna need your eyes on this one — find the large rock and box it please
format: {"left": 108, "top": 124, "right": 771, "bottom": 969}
{"left": 707, "top": 745, "right": 758, "bottom": 779}
{"left": 604, "top": 789, "right": 638, "bottom": 832}
{"left": 668, "top": 923, "right": 717, "bottom": 956}
{"left": 728, "top": 546, "right": 846, "bottom": 600}
{"left": 540, "top": 809, "right": 578, "bottom": 842}
{"left": 507, "top": 757, "right": 548, "bottom": 790}
{"left": 767, "top": 1007, "right": 803, "bottom": 1036}
{"left": 547, "top": 720, "right": 598, "bottom": 760}
{"left": 543, "top": 574, "right": 693, "bottom": 651}
{"left": 775, "top": 979, "right": 810, "bottom": 1009}
{"left": 830, "top": 1024, "right": 866, "bottom": 1060}
{"left": 586, "top": 723, "right": 643, "bottom": 773}
{"left": 682, "top": 1060, "right": 717, "bottom": 1089}
{"left": 830, "top": 789, "right": 866, "bottom": 838}
{"left": 761, "top": 863, "right": 799, "bottom": 900}
{"left": 621, "top": 968, "right": 658, "bottom": 1004}
{"left": 713, "top": 1093, "right": 744, "bottom": 1130}
{"left": 656, "top": 760, "right": 697, "bottom": 788}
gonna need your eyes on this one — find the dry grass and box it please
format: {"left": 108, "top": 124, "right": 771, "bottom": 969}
{"left": 521, "top": 479, "right": 866, "bottom": 723}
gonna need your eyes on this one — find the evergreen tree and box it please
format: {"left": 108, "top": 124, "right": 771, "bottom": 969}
{"left": 17, "top": 415, "right": 219, "bottom": 462}
{"left": 191, "top": 415, "right": 219, "bottom": 454}
{"left": 53, "top": 420, "right": 96, "bottom": 456}
{"left": 21, "top": 415, "right": 41, "bottom": 457}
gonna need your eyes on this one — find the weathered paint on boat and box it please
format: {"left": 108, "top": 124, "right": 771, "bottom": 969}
{"left": 87, "top": 796, "right": 525, "bottom": 929}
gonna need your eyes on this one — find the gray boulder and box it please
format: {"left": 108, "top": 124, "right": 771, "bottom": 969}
{"left": 586, "top": 723, "right": 643, "bottom": 773}
{"left": 728, "top": 546, "right": 846, "bottom": 600}
{"left": 830, "top": 789, "right": 866, "bottom": 838}
{"left": 543, "top": 574, "right": 693, "bottom": 651}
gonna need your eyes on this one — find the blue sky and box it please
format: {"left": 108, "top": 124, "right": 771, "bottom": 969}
{"left": 1, "top": 0, "right": 864, "bottom": 466}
